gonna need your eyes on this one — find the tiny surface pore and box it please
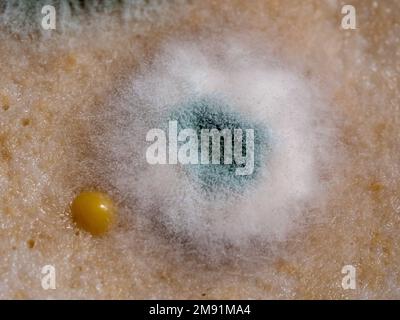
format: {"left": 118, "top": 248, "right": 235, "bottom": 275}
{"left": 71, "top": 191, "right": 116, "bottom": 236}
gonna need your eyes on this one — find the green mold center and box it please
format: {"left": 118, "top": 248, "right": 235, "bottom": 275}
{"left": 169, "top": 96, "right": 269, "bottom": 194}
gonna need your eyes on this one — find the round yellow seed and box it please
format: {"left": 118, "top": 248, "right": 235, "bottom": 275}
{"left": 71, "top": 191, "right": 116, "bottom": 236}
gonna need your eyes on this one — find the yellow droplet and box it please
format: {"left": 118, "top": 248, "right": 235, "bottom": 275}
{"left": 71, "top": 191, "right": 116, "bottom": 236}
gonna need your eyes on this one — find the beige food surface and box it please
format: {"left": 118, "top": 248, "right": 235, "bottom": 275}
{"left": 0, "top": 0, "right": 399, "bottom": 299}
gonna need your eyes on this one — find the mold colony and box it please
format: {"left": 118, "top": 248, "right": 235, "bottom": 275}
{"left": 90, "top": 36, "right": 337, "bottom": 251}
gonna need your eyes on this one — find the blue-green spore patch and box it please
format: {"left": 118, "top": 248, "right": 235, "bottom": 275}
{"left": 170, "top": 96, "right": 269, "bottom": 195}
